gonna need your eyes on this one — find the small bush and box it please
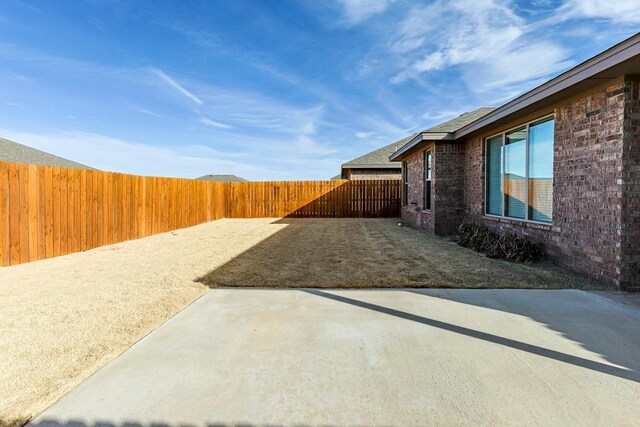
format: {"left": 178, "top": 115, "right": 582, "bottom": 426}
{"left": 457, "top": 222, "right": 544, "bottom": 263}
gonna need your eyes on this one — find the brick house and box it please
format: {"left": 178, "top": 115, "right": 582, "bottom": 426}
{"left": 390, "top": 33, "right": 640, "bottom": 290}
{"left": 338, "top": 135, "right": 415, "bottom": 180}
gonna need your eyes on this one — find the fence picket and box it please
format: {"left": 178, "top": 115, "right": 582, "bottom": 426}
{"left": 0, "top": 161, "right": 400, "bottom": 266}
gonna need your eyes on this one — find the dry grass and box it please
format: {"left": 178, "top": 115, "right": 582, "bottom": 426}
{"left": 1, "top": 217, "right": 609, "bottom": 426}
{"left": 0, "top": 218, "right": 287, "bottom": 427}
{"left": 199, "top": 218, "right": 609, "bottom": 290}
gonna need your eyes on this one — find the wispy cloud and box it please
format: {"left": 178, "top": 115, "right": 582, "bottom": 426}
{"left": 137, "top": 109, "right": 164, "bottom": 118}
{"left": 335, "top": 0, "right": 395, "bottom": 23}
{"left": 355, "top": 131, "right": 372, "bottom": 139}
{"left": 149, "top": 67, "right": 204, "bottom": 106}
{"left": 388, "top": 0, "right": 573, "bottom": 98}
{"left": 555, "top": 0, "right": 640, "bottom": 24}
{"left": 200, "top": 117, "right": 233, "bottom": 129}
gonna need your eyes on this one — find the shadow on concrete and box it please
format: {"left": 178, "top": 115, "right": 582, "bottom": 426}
{"left": 193, "top": 216, "right": 637, "bottom": 383}
{"left": 403, "top": 288, "right": 640, "bottom": 383}
{"left": 303, "top": 289, "right": 640, "bottom": 382}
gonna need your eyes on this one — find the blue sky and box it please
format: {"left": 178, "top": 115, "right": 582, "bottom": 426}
{"left": 0, "top": 0, "right": 638, "bottom": 180}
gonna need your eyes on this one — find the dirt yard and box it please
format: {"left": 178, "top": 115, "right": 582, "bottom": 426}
{"left": 0, "top": 219, "right": 287, "bottom": 426}
{"left": 199, "top": 218, "right": 606, "bottom": 290}
{"left": 0, "top": 218, "right": 607, "bottom": 426}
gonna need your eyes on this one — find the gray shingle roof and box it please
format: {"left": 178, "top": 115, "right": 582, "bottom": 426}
{"left": 423, "top": 107, "right": 496, "bottom": 133}
{"left": 0, "top": 137, "right": 96, "bottom": 170}
{"left": 342, "top": 134, "right": 417, "bottom": 169}
{"left": 389, "top": 107, "right": 497, "bottom": 161}
{"left": 196, "top": 174, "right": 248, "bottom": 182}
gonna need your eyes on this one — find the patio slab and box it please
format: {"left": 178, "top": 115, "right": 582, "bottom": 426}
{"left": 31, "top": 288, "right": 640, "bottom": 426}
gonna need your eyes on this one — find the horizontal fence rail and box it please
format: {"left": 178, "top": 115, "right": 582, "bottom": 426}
{"left": 0, "top": 161, "right": 400, "bottom": 266}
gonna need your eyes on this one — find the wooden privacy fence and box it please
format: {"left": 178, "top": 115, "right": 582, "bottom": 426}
{"left": 225, "top": 180, "right": 400, "bottom": 218}
{"left": 0, "top": 161, "right": 400, "bottom": 266}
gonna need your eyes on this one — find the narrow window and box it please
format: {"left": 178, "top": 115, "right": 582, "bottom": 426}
{"left": 402, "top": 161, "right": 408, "bottom": 207}
{"left": 504, "top": 127, "right": 526, "bottom": 219}
{"left": 528, "top": 118, "right": 554, "bottom": 222}
{"left": 423, "top": 150, "right": 432, "bottom": 210}
{"left": 485, "top": 135, "right": 503, "bottom": 216}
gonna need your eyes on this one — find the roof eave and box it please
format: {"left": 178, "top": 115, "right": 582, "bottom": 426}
{"left": 389, "top": 132, "right": 453, "bottom": 161}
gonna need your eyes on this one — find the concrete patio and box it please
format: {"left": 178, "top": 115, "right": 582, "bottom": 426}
{"left": 31, "top": 288, "right": 640, "bottom": 426}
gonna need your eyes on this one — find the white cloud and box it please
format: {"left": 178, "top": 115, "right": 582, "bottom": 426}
{"left": 149, "top": 67, "right": 204, "bottom": 106}
{"left": 288, "top": 135, "right": 339, "bottom": 157}
{"left": 336, "top": 0, "right": 394, "bottom": 23}
{"left": 557, "top": 0, "right": 640, "bottom": 24}
{"left": 132, "top": 107, "right": 165, "bottom": 119}
{"left": 390, "top": 0, "right": 573, "bottom": 97}
{"left": 462, "top": 41, "right": 572, "bottom": 94}
{"left": 200, "top": 117, "right": 233, "bottom": 129}
{"left": 412, "top": 51, "right": 447, "bottom": 73}
{"left": 356, "top": 131, "right": 372, "bottom": 139}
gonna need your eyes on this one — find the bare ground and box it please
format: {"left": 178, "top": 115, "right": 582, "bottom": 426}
{"left": 198, "top": 218, "right": 608, "bottom": 290}
{"left": 0, "top": 219, "right": 287, "bottom": 427}
{"left": 1, "top": 218, "right": 608, "bottom": 426}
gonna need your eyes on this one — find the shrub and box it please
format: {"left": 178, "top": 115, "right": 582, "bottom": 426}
{"left": 457, "top": 222, "right": 544, "bottom": 263}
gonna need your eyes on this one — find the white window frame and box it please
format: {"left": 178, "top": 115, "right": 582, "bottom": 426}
{"left": 484, "top": 114, "right": 554, "bottom": 225}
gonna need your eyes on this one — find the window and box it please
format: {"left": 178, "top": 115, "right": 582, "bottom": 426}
{"left": 504, "top": 127, "right": 526, "bottom": 219}
{"left": 423, "top": 150, "right": 432, "bottom": 210}
{"left": 402, "top": 161, "right": 408, "bottom": 207}
{"left": 485, "top": 117, "right": 554, "bottom": 223}
{"left": 486, "top": 135, "right": 503, "bottom": 215}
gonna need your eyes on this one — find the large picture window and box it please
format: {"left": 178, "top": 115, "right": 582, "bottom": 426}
{"left": 423, "top": 150, "right": 432, "bottom": 210}
{"left": 485, "top": 117, "right": 554, "bottom": 223}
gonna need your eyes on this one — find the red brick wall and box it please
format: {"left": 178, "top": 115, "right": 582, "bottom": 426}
{"left": 621, "top": 77, "right": 640, "bottom": 289}
{"left": 401, "top": 143, "right": 435, "bottom": 232}
{"left": 433, "top": 141, "right": 465, "bottom": 235}
{"left": 464, "top": 79, "right": 628, "bottom": 286}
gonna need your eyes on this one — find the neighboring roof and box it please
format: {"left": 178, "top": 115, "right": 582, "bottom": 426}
{"left": 455, "top": 32, "right": 640, "bottom": 140}
{"left": 330, "top": 174, "right": 343, "bottom": 180}
{"left": 0, "top": 137, "right": 96, "bottom": 170}
{"left": 425, "top": 108, "right": 497, "bottom": 133}
{"left": 196, "top": 174, "right": 248, "bottom": 182}
{"left": 343, "top": 134, "right": 416, "bottom": 170}
{"left": 390, "top": 108, "right": 495, "bottom": 161}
